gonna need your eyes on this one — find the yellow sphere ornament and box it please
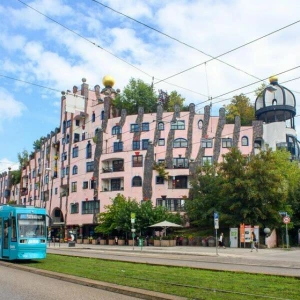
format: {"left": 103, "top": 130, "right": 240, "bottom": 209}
{"left": 269, "top": 75, "right": 278, "bottom": 84}
{"left": 102, "top": 75, "right": 115, "bottom": 88}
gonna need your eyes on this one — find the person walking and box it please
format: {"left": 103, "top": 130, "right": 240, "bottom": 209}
{"left": 218, "top": 232, "right": 226, "bottom": 249}
{"left": 250, "top": 232, "right": 258, "bottom": 252}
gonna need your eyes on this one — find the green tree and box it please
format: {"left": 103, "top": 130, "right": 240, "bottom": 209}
{"left": 11, "top": 170, "right": 21, "bottom": 185}
{"left": 164, "top": 91, "right": 185, "bottom": 112}
{"left": 224, "top": 94, "right": 255, "bottom": 126}
{"left": 33, "top": 138, "right": 42, "bottom": 151}
{"left": 113, "top": 78, "right": 158, "bottom": 115}
{"left": 17, "top": 149, "right": 29, "bottom": 168}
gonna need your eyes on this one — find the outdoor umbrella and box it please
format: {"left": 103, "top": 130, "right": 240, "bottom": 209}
{"left": 149, "top": 220, "right": 182, "bottom": 236}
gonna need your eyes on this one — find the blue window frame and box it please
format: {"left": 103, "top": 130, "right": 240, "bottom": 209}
{"left": 92, "top": 112, "right": 95, "bottom": 122}
{"left": 72, "top": 146, "right": 78, "bottom": 158}
{"left": 86, "top": 141, "right": 92, "bottom": 158}
{"left": 101, "top": 111, "right": 104, "bottom": 120}
{"left": 112, "top": 126, "right": 121, "bottom": 135}
{"left": 132, "top": 140, "right": 140, "bottom": 150}
{"left": 130, "top": 124, "right": 139, "bottom": 132}
{"left": 86, "top": 162, "right": 94, "bottom": 172}
{"left": 171, "top": 120, "right": 185, "bottom": 130}
{"left": 158, "top": 122, "right": 164, "bottom": 131}
{"left": 142, "top": 122, "right": 149, "bottom": 131}
{"left": 66, "top": 120, "right": 71, "bottom": 128}
{"left": 114, "top": 141, "right": 123, "bottom": 152}
{"left": 132, "top": 176, "right": 142, "bottom": 187}
{"left": 142, "top": 139, "right": 149, "bottom": 150}
{"left": 173, "top": 138, "right": 188, "bottom": 148}
{"left": 72, "top": 165, "right": 78, "bottom": 175}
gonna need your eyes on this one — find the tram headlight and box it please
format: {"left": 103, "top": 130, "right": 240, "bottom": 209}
{"left": 19, "top": 239, "right": 28, "bottom": 244}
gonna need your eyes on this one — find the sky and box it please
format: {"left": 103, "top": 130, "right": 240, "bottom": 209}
{"left": 1, "top": 0, "right": 300, "bottom": 173}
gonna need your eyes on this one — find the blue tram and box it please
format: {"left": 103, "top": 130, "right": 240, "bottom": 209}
{"left": 0, "top": 205, "right": 48, "bottom": 260}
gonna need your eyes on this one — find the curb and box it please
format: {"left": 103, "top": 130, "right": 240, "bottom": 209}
{"left": 0, "top": 260, "right": 186, "bottom": 300}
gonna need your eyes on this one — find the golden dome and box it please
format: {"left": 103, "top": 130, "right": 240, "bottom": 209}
{"left": 102, "top": 75, "right": 115, "bottom": 88}
{"left": 269, "top": 75, "right": 278, "bottom": 84}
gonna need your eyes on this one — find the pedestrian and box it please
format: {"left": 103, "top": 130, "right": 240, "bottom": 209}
{"left": 218, "top": 232, "right": 226, "bottom": 248}
{"left": 250, "top": 232, "right": 258, "bottom": 252}
{"left": 115, "top": 236, "right": 118, "bottom": 245}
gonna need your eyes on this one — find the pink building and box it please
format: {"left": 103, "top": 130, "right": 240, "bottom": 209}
{"left": 1, "top": 75, "right": 297, "bottom": 240}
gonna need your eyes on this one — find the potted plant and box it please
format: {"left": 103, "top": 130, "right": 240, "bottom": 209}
{"left": 153, "top": 236, "right": 161, "bottom": 247}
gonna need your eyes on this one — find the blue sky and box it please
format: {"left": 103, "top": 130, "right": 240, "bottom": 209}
{"left": 1, "top": 0, "right": 300, "bottom": 172}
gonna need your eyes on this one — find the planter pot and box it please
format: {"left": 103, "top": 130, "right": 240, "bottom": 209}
{"left": 154, "top": 240, "right": 161, "bottom": 247}
{"left": 100, "top": 240, "right": 106, "bottom": 245}
{"left": 83, "top": 239, "right": 89, "bottom": 244}
{"left": 108, "top": 239, "right": 115, "bottom": 245}
{"left": 128, "top": 240, "right": 135, "bottom": 246}
{"left": 77, "top": 239, "right": 82, "bottom": 244}
{"left": 91, "top": 239, "right": 98, "bottom": 245}
{"left": 118, "top": 239, "right": 125, "bottom": 245}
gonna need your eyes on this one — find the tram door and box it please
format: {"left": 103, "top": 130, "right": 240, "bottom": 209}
{"left": 2, "top": 219, "right": 10, "bottom": 258}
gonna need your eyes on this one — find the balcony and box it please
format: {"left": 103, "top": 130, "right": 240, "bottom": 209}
{"left": 21, "top": 188, "right": 28, "bottom": 196}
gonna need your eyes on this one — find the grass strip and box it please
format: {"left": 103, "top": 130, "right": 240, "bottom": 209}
{"left": 20, "top": 254, "right": 300, "bottom": 300}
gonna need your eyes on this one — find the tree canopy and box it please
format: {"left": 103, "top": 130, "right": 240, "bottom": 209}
{"left": 186, "top": 148, "right": 298, "bottom": 230}
{"left": 95, "top": 194, "right": 182, "bottom": 237}
{"left": 224, "top": 94, "right": 255, "bottom": 126}
{"left": 113, "top": 78, "right": 158, "bottom": 115}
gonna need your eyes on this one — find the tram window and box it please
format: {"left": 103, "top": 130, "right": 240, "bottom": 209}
{"left": 0, "top": 218, "right": 2, "bottom": 238}
{"left": 11, "top": 217, "right": 16, "bottom": 242}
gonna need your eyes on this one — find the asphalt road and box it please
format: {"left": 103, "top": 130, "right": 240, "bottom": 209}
{"left": 47, "top": 243, "right": 300, "bottom": 277}
{"left": 0, "top": 264, "right": 141, "bottom": 300}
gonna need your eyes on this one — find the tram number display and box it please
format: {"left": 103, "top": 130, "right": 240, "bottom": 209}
{"left": 18, "top": 214, "right": 45, "bottom": 220}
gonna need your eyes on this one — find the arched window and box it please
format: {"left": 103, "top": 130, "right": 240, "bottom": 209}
{"left": 101, "top": 110, "right": 104, "bottom": 120}
{"left": 86, "top": 141, "right": 92, "bottom": 159}
{"left": 173, "top": 138, "right": 188, "bottom": 148}
{"left": 158, "top": 122, "right": 164, "bottom": 131}
{"left": 112, "top": 125, "right": 121, "bottom": 135}
{"left": 198, "top": 120, "right": 203, "bottom": 129}
{"left": 241, "top": 136, "right": 249, "bottom": 146}
{"left": 132, "top": 176, "right": 142, "bottom": 187}
{"left": 72, "top": 165, "right": 78, "bottom": 175}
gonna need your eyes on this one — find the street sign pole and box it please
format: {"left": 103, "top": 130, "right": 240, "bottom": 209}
{"left": 131, "top": 213, "right": 136, "bottom": 250}
{"left": 214, "top": 212, "right": 219, "bottom": 256}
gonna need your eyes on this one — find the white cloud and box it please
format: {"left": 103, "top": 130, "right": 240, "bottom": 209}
{"left": 0, "top": 88, "right": 27, "bottom": 123}
{"left": 0, "top": 158, "right": 19, "bottom": 173}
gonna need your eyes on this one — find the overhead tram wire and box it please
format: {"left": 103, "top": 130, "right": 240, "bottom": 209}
{"left": 154, "top": 19, "right": 300, "bottom": 85}
{"left": 16, "top": 0, "right": 210, "bottom": 99}
{"left": 91, "top": 0, "right": 264, "bottom": 82}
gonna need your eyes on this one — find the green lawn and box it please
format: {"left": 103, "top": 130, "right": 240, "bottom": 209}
{"left": 21, "top": 254, "right": 299, "bottom": 300}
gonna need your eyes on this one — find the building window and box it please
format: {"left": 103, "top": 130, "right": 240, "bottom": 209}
{"left": 114, "top": 141, "right": 123, "bottom": 152}
{"left": 32, "top": 170, "right": 36, "bottom": 178}
{"left": 86, "top": 141, "right": 92, "bottom": 159}
{"left": 83, "top": 181, "right": 88, "bottom": 189}
{"left": 272, "top": 99, "right": 277, "bottom": 105}
{"left": 173, "top": 138, "right": 188, "bottom": 148}
{"left": 158, "top": 138, "right": 165, "bottom": 146}
{"left": 61, "top": 152, "right": 67, "bottom": 161}
{"left": 142, "top": 122, "right": 149, "bottom": 131}
{"left": 198, "top": 120, "right": 203, "bottom": 129}
{"left": 62, "top": 121, "right": 66, "bottom": 133}
{"left": 132, "top": 176, "right": 142, "bottom": 187}
{"left": 130, "top": 123, "right": 139, "bottom": 132}
{"left": 65, "top": 166, "right": 69, "bottom": 176}
{"left": 156, "top": 176, "right": 165, "bottom": 184}
{"left": 111, "top": 178, "right": 121, "bottom": 191}
{"left": 173, "top": 158, "right": 189, "bottom": 168}
{"left": 55, "top": 187, "right": 58, "bottom": 195}
{"left": 72, "top": 165, "right": 78, "bottom": 175}
{"left": 113, "top": 160, "right": 124, "bottom": 171}
{"left": 75, "top": 119, "right": 80, "bottom": 126}
{"left": 82, "top": 200, "right": 99, "bottom": 214}
{"left": 156, "top": 198, "right": 185, "bottom": 212}
{"left": 45, "top": 175, "right": 49, "bottom": 184}
{"left": 74, "top": 133, "right": 80, "bottom": 143}
{"left": 158, "top": 122, "right": 164, "bottom": 131}
{"left": 241, "top": 136, "right": 249, "bottom": 146}
{"left": 201, "top": 138, "right": 213, "bottom": 148}
{"left": 142, "top": 139, "right": 149, "bottom": 150}
{"left": 169, "top": 176, "right": 188, "bottom": 189}
{"left": 71, "top": 182, "right": 77, "bottom": 193}
{"left": 171, "top": 120, "right": 185, "bottom": 130}
{"left": 101, "top": 110, "right": 104, "bottom": 120}
{"left": 132, "top": 155, "right": 143, "bottom": 167}
{"left": 112, "top": 125, "right": 121, "bottom": 135}
{"left": 254, "top": 139, "right": 262, "bottom": 149}
{"left": 70, "top": 203, "right": 79, "bottom": 214}
{"left": 92, "top": 112, "right": 95, "bottom": 122}
{"left": 90, "top": 179, "right": 96, "bottom": 189}
{"left": 66, "top": 120, "right": 71, "bottom": 128}
{"left": 222, "top": 138, "right": 232, "bottom": 148}
{"left": 202, "top": 156, "right": 213, "bottom": 166}
{"left": 72, "top": 146, "right": 79, "bottom": 158}
{"left": 132, "top": 140, "right": 140, "bottom": 150}
{"left": 86, "top": 162, "right": 94, "bottom": 172}
{"left": 66, "top": 134, "right": 70, "bottom": 144}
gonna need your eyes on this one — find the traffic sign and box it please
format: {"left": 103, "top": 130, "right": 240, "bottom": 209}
{"left": 131, "top": 213, "right": 136, "bottom": 219}
{"left": 214, "top": 212, "right": 219, "bottom": 220}
{"left": 214, "top": 219, "right": 219, "bottom": 229}
{"left": 283, "top": 216, "right": 290, "bottom": 224}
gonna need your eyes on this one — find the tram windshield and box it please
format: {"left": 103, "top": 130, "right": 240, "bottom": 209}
{"left": 17, "top": 214, "right": 46, "bottom": 238}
